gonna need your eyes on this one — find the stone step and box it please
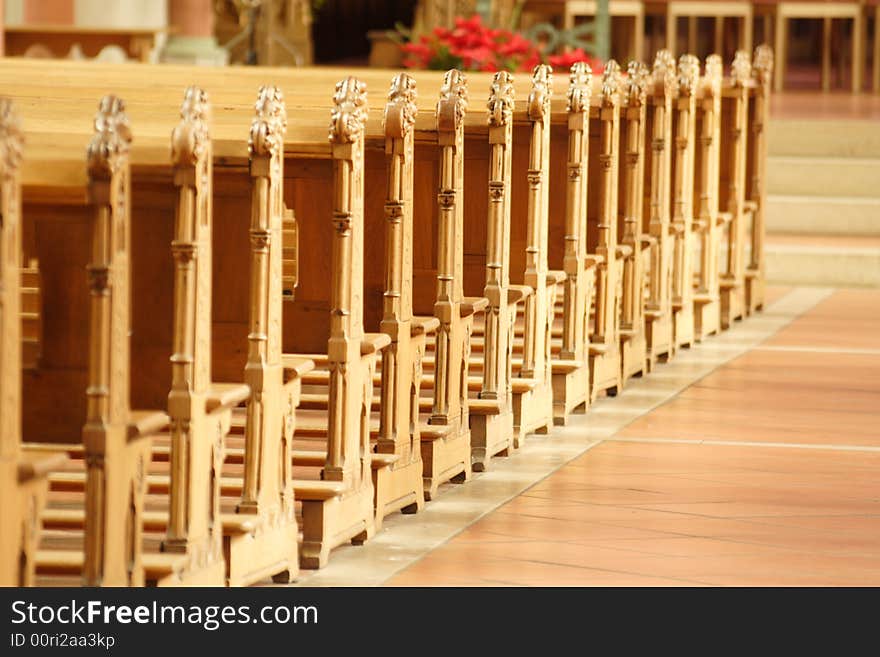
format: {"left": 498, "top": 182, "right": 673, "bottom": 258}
{"left": 766, "top": 195, "right": 880, "bottom": 236}
{"left": 768, "top": 119, "right": 880, "bottom": 158}
{"left": 765, "top": 234, "right": 880, "bottom": 288}
{"left": 767, "top": 156, "right": 880, "bottom": 198}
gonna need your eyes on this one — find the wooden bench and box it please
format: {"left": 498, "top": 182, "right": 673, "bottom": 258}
{"left": 692, "top": 53, "right": 725, "bottom": 340}
{"left": 745, "top": 44, "right": 773, "bottom": 315}
{"left": 618, "top": 61, "right": 652, "bottom": 383}
{"left": 23, "top": 96, "right": 168, "bottom": 586}
{"left": 643, "top": 50, "right": 677, "bottom": 370}
{"left": 670, "top": 53, "right": 699, "bottom": 350}
{"left": 0, "top": 99, "right": 68, "bottom": 586}
{"left": 719, "top": 50, "right": 752, "bottom": 329}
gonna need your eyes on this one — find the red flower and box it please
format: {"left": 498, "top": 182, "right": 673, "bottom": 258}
{"left": 547, "top": 48, "right": 604, "bottom": 73}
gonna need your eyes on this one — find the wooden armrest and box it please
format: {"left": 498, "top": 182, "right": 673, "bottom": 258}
{"left": 294, "top": 479, "right": 347, "bottom": 501}
{"left": 717, "top": 211, "right": 733, "bottom": 226}
{"left": 412, "top": 315, "right": 440, "bottom": 336}
{"left": 508, "top": 284, "right": 533, "bottom": 306}
{"left": 616, "top": 244, "right": 634, "bottom": 259}
{"left": 461, "top": 296, "right": 489, "bottom": 317}
{"left": 206, "top": 383, "right": 250, "bottom": 413}
{"left": 281, "top": 354, "right": 316, "bottom": 378}
{"left": 128, "top": 410, "right": 169, "bottom": 439}
{"left": 361, "top": 332, "right": 392, "bottom": 355}
{"left": 18, "top": 451, "right": 67, "bottom": 483}
{"left": 546, "top": 270, "right": 566, "bottom": 286}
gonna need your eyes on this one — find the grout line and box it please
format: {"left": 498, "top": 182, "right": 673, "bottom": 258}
{"left": 288, "top": 286, "right": 833, "bottom": 587}
{"left": 753, "top": 345, "right": 880, "bottom": 356}
{"left": 604, "top": 436, "right": 880, "bottom": 453}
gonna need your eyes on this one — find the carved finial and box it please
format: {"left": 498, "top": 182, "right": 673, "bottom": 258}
{"left": 329, "top": 76, "right": 368, "bottom": 144}
{"left": 0, "top": 98, "right": 24, "bottom": 181}
{"left": 171, "top": 86, "right": 210, "bottom": 167}
{"left": 704, "top": 54, "right": 723, "bottom": 96}
{"left": 601, "top": 60, "right": 622, "bottom": 105}
{"left": 731, "top": 50, "right": 752, "bottom": 85}
{"left": 753, "top": 44, "right": 773, "bottom": 85}
{"left": 87, "top": 95, "right": 132, "bottom": 180}
{"left": 384, "top": 72, "right": 418, "bottom": 139}
{"left": 249, "top": 85, "right": 287, "bottom": 159}
{"left": 487, "top": 70, "right": 514, "bottom": 127}
{"left": 437, "top": 69, "right": 468, "bottom": 132}
{"left": 652, "top": 49, "right": 678, "bottom": 98}
{"left": 625, "top": 61, "right": 649, "bottom": 107}
{"left": 566, "top": 62, "right": 592, "bottom": 114}
{"left": 528, "top": 64, "right": 553, "bottom": 121}
{"left": 677, "top": 54, "right": 700, "bottom": 96}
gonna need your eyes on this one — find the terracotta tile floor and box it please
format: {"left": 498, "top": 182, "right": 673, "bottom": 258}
{"left": 387, "top": 289, "right": 880, "bottom": 587}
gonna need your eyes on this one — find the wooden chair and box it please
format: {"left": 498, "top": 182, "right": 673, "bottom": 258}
{"left": 618, "top": 60, "right": 652, "bottom": 383}
{"left": 719, "top": 50, "right": 752, "bottom": 330}
{"left": 670, "top": 53, "right": 699, "bottom": 350}
{"left": 587, "top": 61, "right": 625, "bottom": 401}
{"left": 745, "top": 44, "right": 773, "bottom": 316}
{"left": 27, "top": 96, "right": 168, "bottom": 586}
{"left": 643, "top": 50, "right": 677, "bottom": 371}
{"left": 692, "top": 53, "right": 724, "bottom": 341}
{"left": 0, "top": 99, "right": 67, "bottom": 587}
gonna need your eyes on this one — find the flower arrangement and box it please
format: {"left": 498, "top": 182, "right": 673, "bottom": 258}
{"left": 400, "top": 15, "right": 603, "bottom": 74}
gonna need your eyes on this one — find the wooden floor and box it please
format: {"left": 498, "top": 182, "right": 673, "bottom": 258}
{"left": 383, "top": 288, "right": 880, "bottom": 586}
{"left": 770, "top": 91, "right": 880, "bottom": 120}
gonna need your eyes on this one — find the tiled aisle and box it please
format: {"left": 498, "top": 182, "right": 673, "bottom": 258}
{"left": 293, "top": 287, "right": 880, "bottom": 586}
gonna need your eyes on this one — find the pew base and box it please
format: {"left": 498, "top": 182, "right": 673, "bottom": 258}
{"left": 372, "top": 456, "right": 424, "bottom": 529}
{"left": 469, "top": 405, "right": 514, "bottom": 472}
{"left": 645, "top": 313, "right": 674, "bottom": 373}
{"left": 223, "top": 514, "right": 300, "bottom": 586}
{"left": 745, "top": 271, "right": 764, "bottom": 315}
{"left": 512, "top": 380, "right": 554, "bottom": 449}
{"left": 421, "top": 423, "right": 471, "bottom": 501}
{"left": 144, "top": 550, "right": 227, "bottom": 587}
{"left": 621, "top": 332, "right": 648, "bottom": 384}
{"left": 720, "top": 284, "right": 746, "bottom": 330}
{"left": 551, "top": 363, "right": 590, "bottom": 426}
{"left": 299, "top": 486, "right": 375, "bottom": 570}
{"left": 589, "top": 347, "right": 622, "bottom": 403}
{"left": 694, "top": 295, "right": 722, "bottom": 341}
{"left": 673, "top": 304, "right": 696, "bottom": 350}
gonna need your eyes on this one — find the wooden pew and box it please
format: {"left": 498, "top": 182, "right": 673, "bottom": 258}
{"left": 0, "top": 99, "right": 67, "bottom": 586}
{"left": 373, "top": 73, "right": 435, "bottom": 517}
{"left": 643, "top": 50, "right": 677, "bottom": 371}
{"left": 692, "top": 54, "right": 725, "bottom": 341}
{"left": 587, "top": 61, "right": 625, "bottom": 401}
{"left": 551, "top": 63, "right": 598, "bottom": 425}
{"left": 745, "top": 44, "right": 773, "bottom": 316}
{"left": 719, "top": 50, "right": 752, "bottom": 330}
{"left": 468, "top": 71, "right": 523, "bottom": 470}
{"left": 27, "top": 96, "right": 168, "bottom": 586}
{"left": 618, "top": 61, "right": 651, "bottom": 384}
{"left": 670, "top": 53, "right": 699, "bottom": 351}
